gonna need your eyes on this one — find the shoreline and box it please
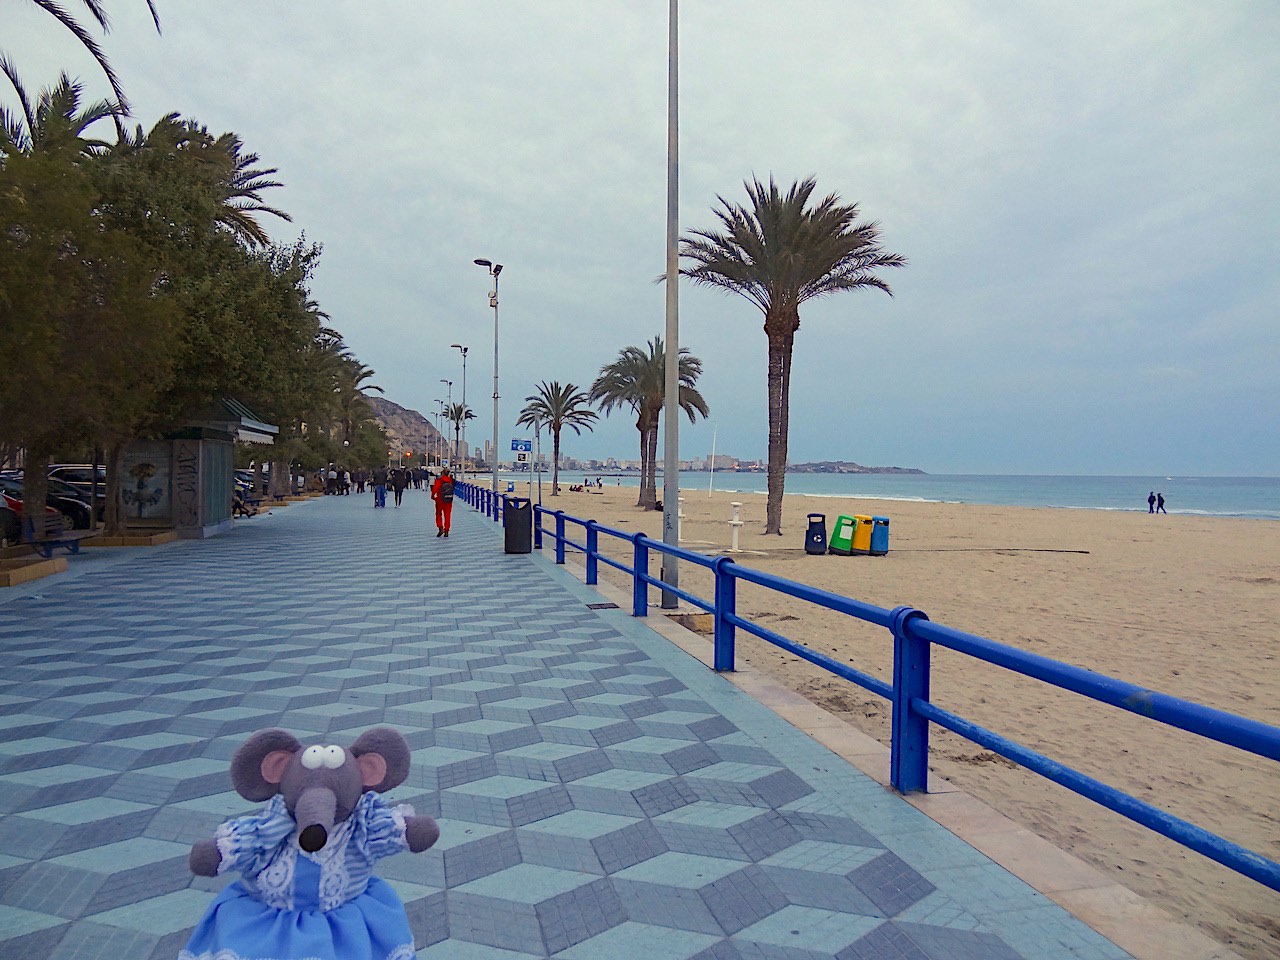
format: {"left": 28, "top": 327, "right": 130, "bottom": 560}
{"left": 514, "top": 471, "right": 1280, "bottom": 521}
{"left": 534, "top": 484, "right": 1280, "bottom": 959}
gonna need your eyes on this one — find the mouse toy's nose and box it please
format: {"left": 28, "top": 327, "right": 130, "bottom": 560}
{"left": 299, "top": 824, "right": 327, "bottom": 852}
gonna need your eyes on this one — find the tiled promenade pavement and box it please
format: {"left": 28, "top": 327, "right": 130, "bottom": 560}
{"left": 0, "top": 493, "right": 1132, "bottom": 960}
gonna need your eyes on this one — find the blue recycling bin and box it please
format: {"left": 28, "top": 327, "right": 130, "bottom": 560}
{"left": 804, "top": 514, "right": 827, "bottom": 555}
{"left": 870, "top": 516, "right": 890, "bottom": 555}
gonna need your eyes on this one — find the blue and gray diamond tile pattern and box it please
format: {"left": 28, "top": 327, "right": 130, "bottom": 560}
{"left": 0, "top": 494, "right": 1130, "bottom": 959}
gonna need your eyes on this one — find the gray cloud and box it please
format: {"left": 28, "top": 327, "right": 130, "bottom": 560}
{"left": 8, "top": 0, "right": 1277, "bottom": 474}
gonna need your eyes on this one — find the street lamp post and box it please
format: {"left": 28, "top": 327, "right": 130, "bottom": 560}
{"left": 451, "top": 344, "right": 469, "bottom": 481}
{"left": 440, "top": 379, "right": 453, "bottom": 462}
{"left": 661, "top": 0, "right": 680, "bottom": 608}
{"left": 434, "top": 399, "right": 445, "bottom": 468}
{"left": 474, "top": 259, "right": 503, "bottom": 501}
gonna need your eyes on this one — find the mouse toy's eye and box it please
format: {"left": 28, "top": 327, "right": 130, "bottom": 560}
{"left": 321, "top": 745, "right": 345, "bottom": 769}
{"left": 300, "top": 745, "right": 325, "bottom": 769}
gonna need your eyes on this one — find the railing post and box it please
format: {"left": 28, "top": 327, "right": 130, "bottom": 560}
{"left": 586, "top": 521, "right": 599, "bottom": 585}
{"left": 712, "top": 556, "right": 736, "bottom": 671}
{"left": 632, "top": 534, "right": 649, "bottom": 617}
{"left": 890, "top": 605, "right": 932, "bottom": 794}
{"left": 533, "top": 506, "right": 543, "bottom": 549}
{"left": 554, "top": 511, "right": 566, "bottom": 564}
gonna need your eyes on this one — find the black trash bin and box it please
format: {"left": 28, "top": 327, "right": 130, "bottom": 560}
{"left": 805, "top": 513, "right": 828, "bottom": 555}
{"left": 503, "top": 496, "right": 533, "bottom": 554}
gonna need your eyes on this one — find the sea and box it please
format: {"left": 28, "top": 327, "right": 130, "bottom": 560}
{"left": 541, "top": 471, "right": 1280, "bottom": 521}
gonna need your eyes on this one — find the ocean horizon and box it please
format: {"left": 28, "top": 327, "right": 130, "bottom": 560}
{"left": 523, "top": 471, "right": 1280, "bottom": 521}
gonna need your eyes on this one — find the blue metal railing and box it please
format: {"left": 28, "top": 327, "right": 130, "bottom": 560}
{"left": 454, "top": 481, "right": 1280, "bottom": 891}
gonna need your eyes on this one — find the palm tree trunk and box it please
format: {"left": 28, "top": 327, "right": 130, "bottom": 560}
{"left": 269, "top": 458, "right": 290, "bottom": 498}
{"left": 102, "top": 441, "right": 126, "bottom": 536}
{"left": 552, "top": 428, "right": 562, "bottom": 495}
{"left": 22, "top": 445, "right": 52, "bottom": 540}
{"left": 765, "top": 327, "right": 794, "bottom": 534}
{"left": 635, "top": 419, "right": 647, "bottom": 507}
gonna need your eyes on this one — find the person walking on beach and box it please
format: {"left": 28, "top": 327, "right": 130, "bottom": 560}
{"left": 391, "top": 467, "right": 409, "bottom": 507}
{"left": 1148, "top": 491, "right": 1156, "bottom": 513}
{"left": 372, "top": 465, "right": 388, "bottom": 508}
{"left": 431, "top": 466, "right": 455, "bottom": 537}
{"left": 1157, "top": 492, "right": 1167, "bottom": 514}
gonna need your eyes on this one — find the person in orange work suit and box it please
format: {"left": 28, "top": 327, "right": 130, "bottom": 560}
{"left": 431, "top": 467, "right": 455, "bottom": 537}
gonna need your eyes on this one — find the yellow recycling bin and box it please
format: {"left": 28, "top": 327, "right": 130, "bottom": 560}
{"left": 851, "top": 514, "right": 874, "bottom": 555}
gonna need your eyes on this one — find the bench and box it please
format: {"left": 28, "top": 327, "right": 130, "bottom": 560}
{"left": 233, "top": 495, "right": 266, "bottom": 518}
{"left": 22, "top": 514, "right": 97, "bottom": 559}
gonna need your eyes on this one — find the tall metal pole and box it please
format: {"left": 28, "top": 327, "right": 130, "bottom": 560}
{"left": 661, "top": 0, "right": 680, "bottom": 609}
{"left": 452, "top": 345, "right": 469, "bottom": 481}
{"left": 491, "top": 272, "right": 500, "bottom": 499}
{"left": 441, "top": 380, "right": 453, "bottom": 461}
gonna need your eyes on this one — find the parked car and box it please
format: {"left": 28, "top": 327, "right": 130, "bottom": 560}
{"left": 1, "top": 505, "right": 19, "bottom": 544}
{"left": 21, "top": 465, "right": 108, "bottom": 520}
{"left": 47, "top": 463, "right": 107, "bottom": 497}
{"left": 0, "top": 476, "right": 94, "bottom": 529}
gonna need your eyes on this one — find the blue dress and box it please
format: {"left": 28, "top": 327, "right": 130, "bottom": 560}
{"left": 180, "top": 792, "right": 417, "bottom": 960}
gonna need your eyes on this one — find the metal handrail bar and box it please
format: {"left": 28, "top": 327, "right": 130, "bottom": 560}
{"left": 726, "top": 610, "right": 894, "bottom": 700}
{"left": 912, "top": 697, "right": 1280, "bottom": 890}
{"left": 907, "top": 618, "right": 1280, "bottom": 763}
{"left": 727, "top": 562, "right": 896, "bottom": 630}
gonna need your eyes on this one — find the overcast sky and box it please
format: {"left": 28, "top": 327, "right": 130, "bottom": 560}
{"left": 9, "top": 2, "right": 1278, "bottom": 475}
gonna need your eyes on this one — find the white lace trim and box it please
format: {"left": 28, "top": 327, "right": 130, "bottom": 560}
{"left": 178, "top": 945, "right": 414, "bottom": 960}
{"left": 307, "top": 814, "right": 355, "bottom": 912}
{"left": 255, "top": 841, "right": 297, "bottom": 910}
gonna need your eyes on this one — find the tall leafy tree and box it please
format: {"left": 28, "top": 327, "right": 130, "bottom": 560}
{"left": 2, "top": 2, "right": 160, "bottom": 116}
{"left": 516, "top": 381, "right": 598, "bottom": 495}
{"left": 0, "top": 71, "right": 175, "bottom": 533}
{"left": 679, "top": 176, "right": 905, "bottom": 533}
{"left": 589, "top": 338, "right": 707, "bottom": 509}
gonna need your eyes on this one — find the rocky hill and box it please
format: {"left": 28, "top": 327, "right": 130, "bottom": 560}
{"left": 365, "top": 395, "right": 445, "bottom": 460}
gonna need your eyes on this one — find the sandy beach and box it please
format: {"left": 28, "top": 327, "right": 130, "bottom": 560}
{"left": 541, "top": 482, "right": 1280, "bottom": 959}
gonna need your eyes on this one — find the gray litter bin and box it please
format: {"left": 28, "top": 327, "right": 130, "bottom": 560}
{"left": 503, "top": 496, "right": 533, "bottom": 554}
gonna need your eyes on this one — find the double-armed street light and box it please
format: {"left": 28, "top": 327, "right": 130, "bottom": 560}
{"left": 451, "top": 343, "right": 469, "bottom": 480}
{"left": 474, "top": 259, "right": 503, "bottom": 499}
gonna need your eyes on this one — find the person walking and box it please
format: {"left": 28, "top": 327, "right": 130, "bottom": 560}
{"left": 1157, "top": 492, "right": 1167, "bottom": 514}
{"left": 391, "top": 467, "right": 409, "bottom": 507}
{"left": 431, "top": 466, "right": 455, "bottom": 537}
{"left": 372, "top": 465, "right": 389, "bottom": 509}
{"left": 1148, "top": 491, "right": 1156, "bottom": 514}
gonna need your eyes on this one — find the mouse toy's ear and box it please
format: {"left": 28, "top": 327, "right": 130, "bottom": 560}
{"left": 349, "top": 727, "right": 411, "bottom": 792}
{"left": 231, "top": 729, "right": 302, "bottom": 801}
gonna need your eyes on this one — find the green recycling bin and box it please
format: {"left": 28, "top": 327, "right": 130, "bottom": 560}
{"left": 851, "top": 514, "right": 874, "bottom": 555}
{"left": 829, "top": 514, "right": 857, "bottom": 555}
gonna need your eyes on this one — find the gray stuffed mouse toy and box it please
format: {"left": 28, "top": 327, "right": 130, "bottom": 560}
{"left": 180, "top": 727, "right": 439, "bottom": 960}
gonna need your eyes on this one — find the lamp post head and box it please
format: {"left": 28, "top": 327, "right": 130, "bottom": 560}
{"left": 474, "top": 259, "right": 503, "bottom": 277}
{"left": 474, "top": 259, "right": 491, "bottom": 268}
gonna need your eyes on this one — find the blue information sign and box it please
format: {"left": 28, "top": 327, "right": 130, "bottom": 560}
{"left": 511, "top": 439, "right": 532, "bottom": 452}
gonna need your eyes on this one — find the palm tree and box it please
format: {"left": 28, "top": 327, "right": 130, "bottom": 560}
{"left": 516, "top": 381, "right": 598, "bottom": 496}
{"left": 445, "top": 403, "right": 475, "bottom": 468}
{"left": 679, "top": 176, "right": 905, "bottom": 533}
{"left": 0, "top": 68, "right": 117, "bottom": 158}
{"left": 3, "top": 2, "right": 161, "bottom": 116}
{"left": 590, "top": 338, "right": 707, "bottom": 510}
{"left": 334, "top": 356, "right": 382, "bottom": 447}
